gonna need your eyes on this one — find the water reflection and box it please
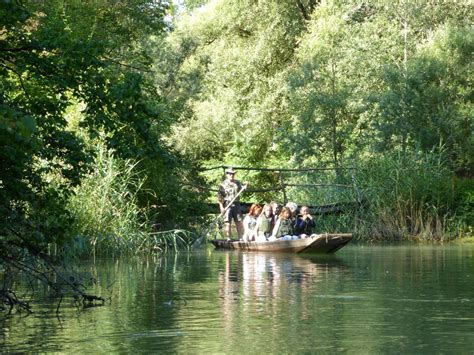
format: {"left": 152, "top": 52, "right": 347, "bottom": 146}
{"left": 216, "top": 252, "right": 348, "bottom": 339}
{"left": 219, "top": 252, "right": 345, "bottom": 289}
{"left": 1, "top": 245, "right": 474, "bottom": 353}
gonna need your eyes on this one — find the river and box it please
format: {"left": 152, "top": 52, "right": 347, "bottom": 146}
{"left": 1, "top": 244, "right": 473, "bottom": 353}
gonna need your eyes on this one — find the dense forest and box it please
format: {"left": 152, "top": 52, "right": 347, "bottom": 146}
{"left": 0, "top": 0, "right": 472, "bottom": 310}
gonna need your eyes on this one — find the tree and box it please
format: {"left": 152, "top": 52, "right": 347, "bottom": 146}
{"left": 160, "top": 0, "right": 315, "bottom": 167}
{"left": 0, "top": 0, "right": 197, "bottom": 312}
{"left": 284, "top": 3, "right": 361, "bottom": 168}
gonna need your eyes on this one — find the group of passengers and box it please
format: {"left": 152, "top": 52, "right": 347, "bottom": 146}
{"left": 242, "top": 202, "right": 316, "bottom": 242}
{"left": 217, "top": 167, "right": 316, "bottom": 241}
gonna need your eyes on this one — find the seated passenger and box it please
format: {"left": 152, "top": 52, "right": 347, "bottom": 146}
{"left": 253, "top": 203, "right": 273, "bottom": 242}
{"left": 285, "top": 202, "right": 298, "bottom": 223}
{"left": 295, "top": 206, "right": 316, "bottom": 238}
{"left": 269, "top": 206, "right": 299, "bottom": 241}
{"left": 270, "top": 201, "right": 282, "bottom": 224}
{"left": 242, "top": 203, "right": 262, "bottom": 242}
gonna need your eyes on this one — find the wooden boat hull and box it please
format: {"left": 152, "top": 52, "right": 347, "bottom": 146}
{"left": 210, "top": 233, "right": 352, "bottom": 254}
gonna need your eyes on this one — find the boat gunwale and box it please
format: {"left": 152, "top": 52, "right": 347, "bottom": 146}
{"left": 210, "top": 233, "right": 352, "bottom": 253}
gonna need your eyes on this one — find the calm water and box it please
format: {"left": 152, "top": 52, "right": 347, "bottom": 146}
{"left": 1, "top": 244, "right": 473, "bottom": 353}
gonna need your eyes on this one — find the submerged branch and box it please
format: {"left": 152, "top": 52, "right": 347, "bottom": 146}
{"left": 1, "top": 228, "right": 106, "bottom": 314}
{"left": 0, "top": 290, "right": 32, "bottom": 315}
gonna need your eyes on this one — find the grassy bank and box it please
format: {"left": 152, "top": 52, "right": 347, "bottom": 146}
{"left": 63, "top": 147, "right": 472, "bottom": 251}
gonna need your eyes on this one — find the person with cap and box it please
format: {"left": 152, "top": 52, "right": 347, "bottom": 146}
{"left": 217, "top": 167, "right": 247, "bottom": 240}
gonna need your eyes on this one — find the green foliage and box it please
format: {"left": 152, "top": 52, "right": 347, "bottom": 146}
{"left": 0, "top": 0, "right": 170, "bottom": 242}
{"left": 148, "top": 229, "right": 197, "bottom": 252}
{"left": 66, "top": 145, "right": 148, "bottom": 255}
{"left": 285, "top": 3, "right": 362, "bottom": 167}
{"left": 376, "top": 24, "right": 473, "bottom": 173}
{"left": 1, "top": 0, "right": 472, "bottom": 265}
{"left": 0, "top": 0, "right": 205, "bottom": 247}
{"left": 353, "top": 150, "right": 460, "bottom": 240}
{"left": 163, "top": 0, "right": 472, "bottom": 239}
{"left": 161, "top": 0, "right": 314, "bottom": 164}
{"left": 1, "top": 0, "right": 208, "bottom": 313}
{"left": 451, "top": 178, "right": 474, "bottom": 236}
{"left": 66, "top": 145, "right": 200, "bottom": 255}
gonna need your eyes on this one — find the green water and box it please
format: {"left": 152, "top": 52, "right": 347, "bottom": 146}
{"left": 1, "top": 244, "right": 473, "bottom": 353}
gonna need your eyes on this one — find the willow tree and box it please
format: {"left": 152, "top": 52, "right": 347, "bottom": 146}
{"left": 162, "top": 0, "right": 472, "bottom": 237}
{"left": 160, "top": 0, "right": 318, "bottom": 166}
{"left": 283, "top": 4, "right": 364, "bottom": 169}
{"left": 369, "top": 1, "right": 472, "bottom": 163}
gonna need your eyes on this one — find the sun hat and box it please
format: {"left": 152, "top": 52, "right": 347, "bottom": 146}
{"left": 225, "top": 167, "right": 237, "bottom": 174}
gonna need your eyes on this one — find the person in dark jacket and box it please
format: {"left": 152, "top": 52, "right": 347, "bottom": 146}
{"left": 295, "top": 206, "right": 316, "bottom": 238}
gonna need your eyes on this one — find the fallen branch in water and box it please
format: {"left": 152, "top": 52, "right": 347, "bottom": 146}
{"left": 0, "top": 289, "right": 32, "bottom": 315}
{"left": 1, "top": 227, "right": 106, "bottom": 315}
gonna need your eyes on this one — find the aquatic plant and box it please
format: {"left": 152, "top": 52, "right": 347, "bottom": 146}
{"left": 349, "top": 150, "right": 466, "bottom": 241}
{"left": 66, "top": 145, "right": 197, "bottom": 255}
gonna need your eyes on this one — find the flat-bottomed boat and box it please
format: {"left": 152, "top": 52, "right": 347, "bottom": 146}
{"left": 210, "top": 233, "right": 352, "bottom": 254}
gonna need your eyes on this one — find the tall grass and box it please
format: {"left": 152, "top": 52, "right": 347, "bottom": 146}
{"left": 66, "top": 146, "right": 148, "bottom": 255}
{"left": 282, "top": 150, "right": 472, "bottom": 241}
{"left": 352, "top": 150, "right": 466, "bottom": 241}
{"left": 65, "top": 145, "right": 195, "bottom": 256}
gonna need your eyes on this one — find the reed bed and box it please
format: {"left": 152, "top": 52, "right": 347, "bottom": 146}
{"left": 346, "top": 151, "right": 469, "bottom": 241}
{"left": 66, "top": 146, "right": 196, "bottom": 256}
{"left": 277, "top": 151, "right": 471, "bottom": 241}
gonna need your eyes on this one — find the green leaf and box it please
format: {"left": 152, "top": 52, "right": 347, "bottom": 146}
{"left": 18, "top": 115, "right": 37, "bottom": 138}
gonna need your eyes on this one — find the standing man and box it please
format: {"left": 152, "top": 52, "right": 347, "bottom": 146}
{"left": 217, "top": 167, "right": 247, "bottom": 241}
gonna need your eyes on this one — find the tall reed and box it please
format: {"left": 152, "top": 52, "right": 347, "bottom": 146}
{"left": 352, "top": 150, "right": 460, "bottom": 241}
{"left": 66, "top": 145, "right": 196, "bottom": 256}
{"left": 66, "top": 146, "right": 147, "bottom": 255}
{"left": 283, "top": 150, "right": 470, "bottom": 241}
